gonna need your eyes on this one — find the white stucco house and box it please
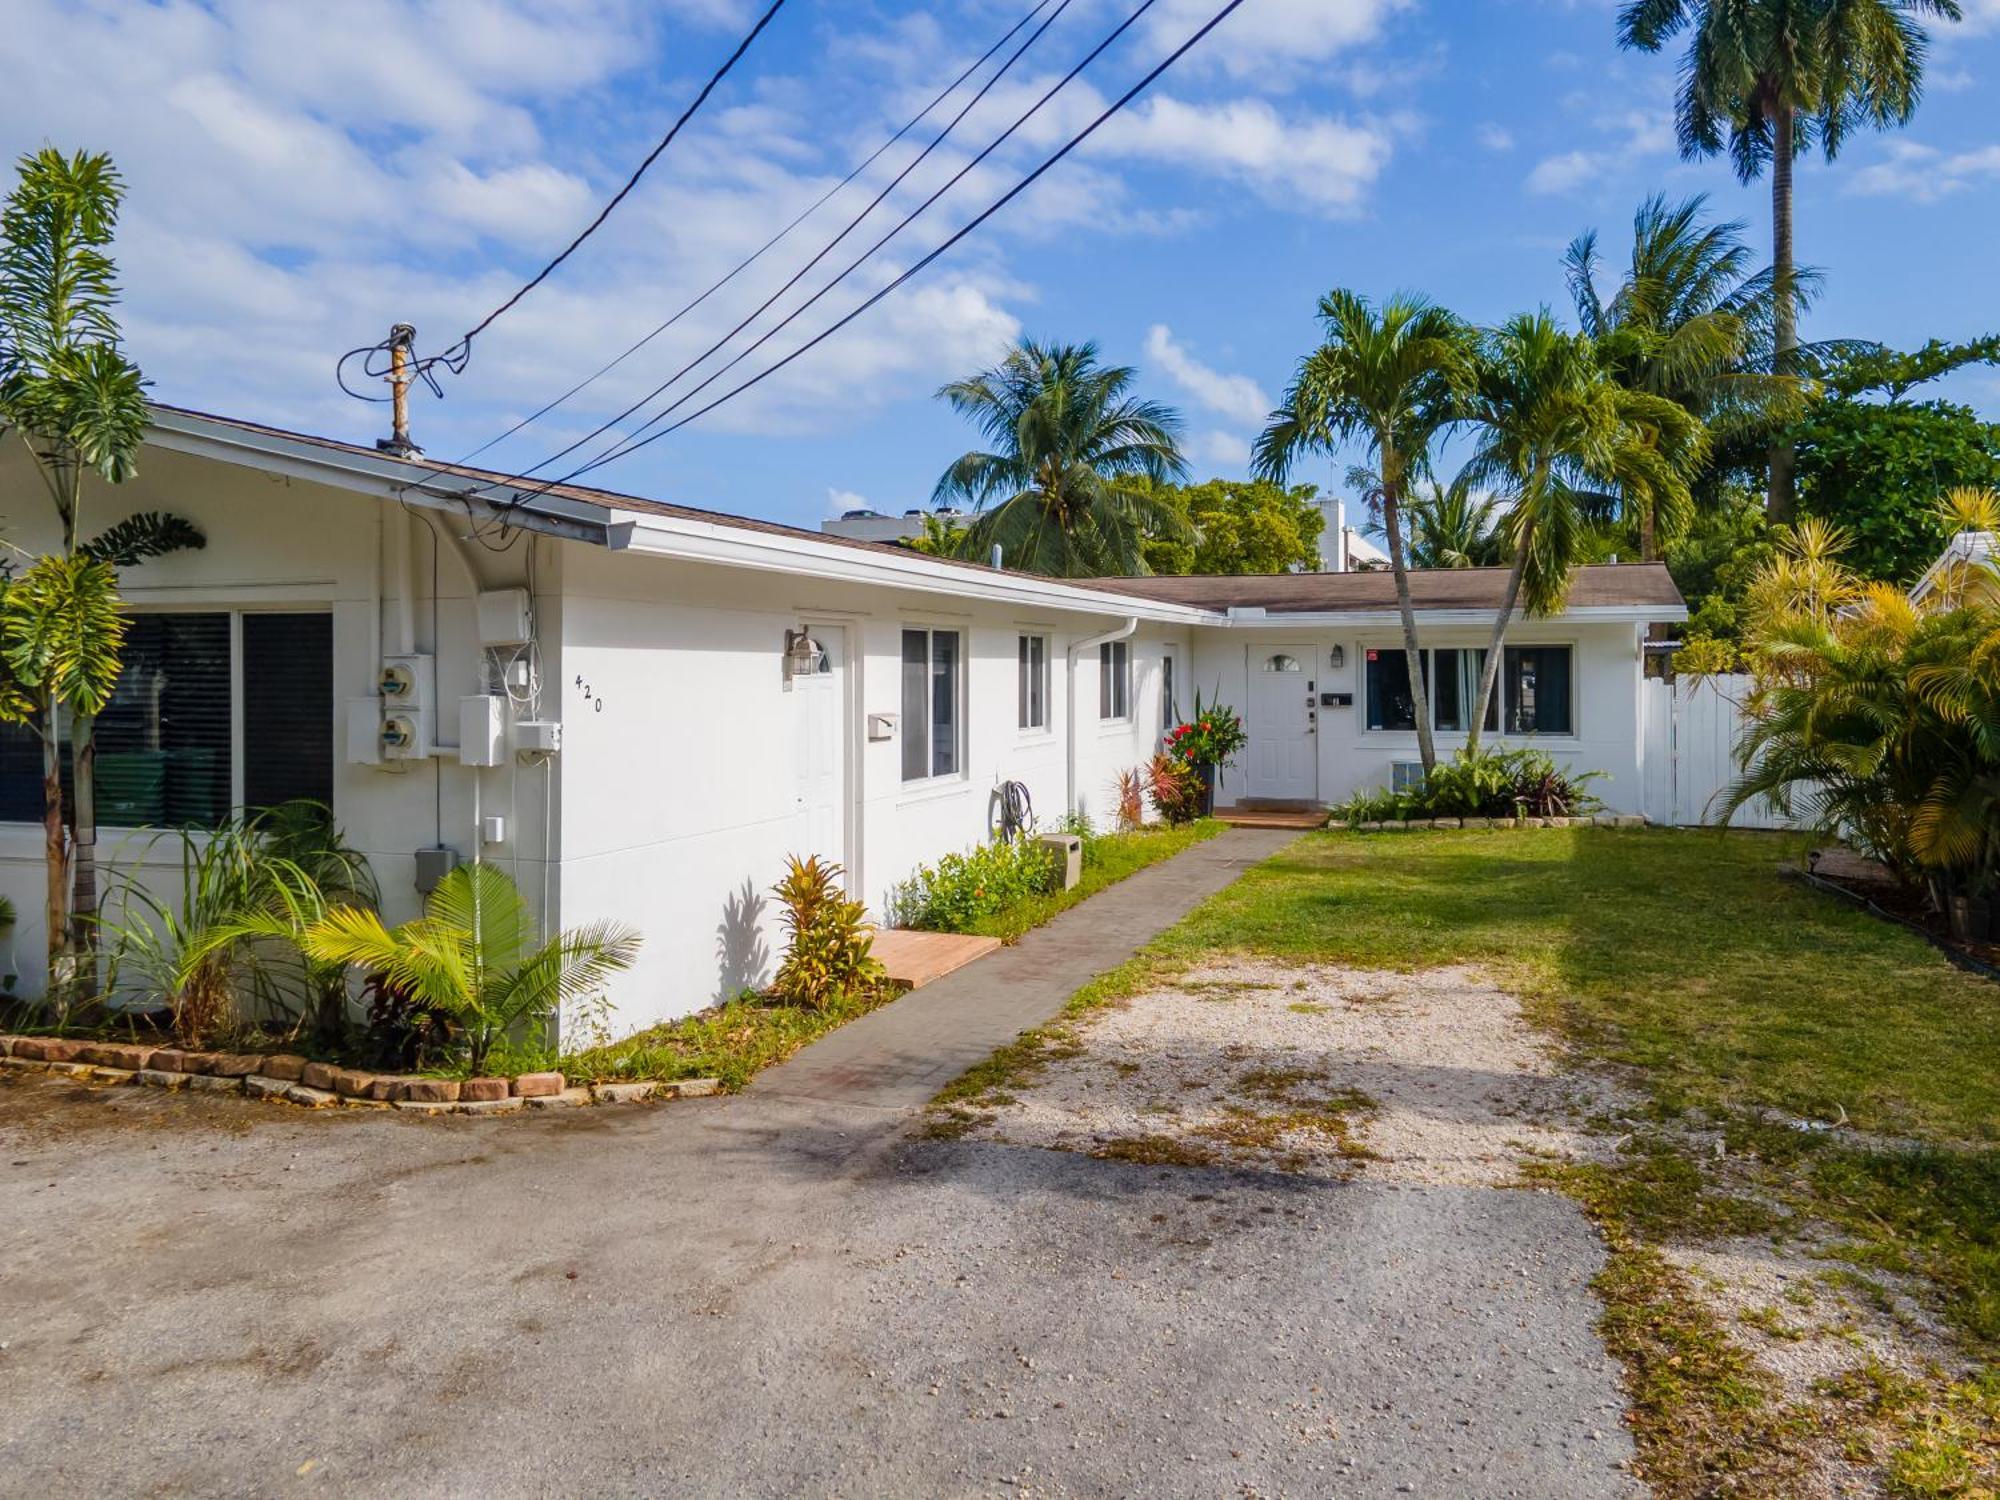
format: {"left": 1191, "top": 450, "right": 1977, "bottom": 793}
{"left": 0, "top": 406, "right": 1685, "bottom": 1033}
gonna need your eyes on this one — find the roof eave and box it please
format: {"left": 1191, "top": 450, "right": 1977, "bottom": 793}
{"left": 609, "top": 512, "right": 1215, "bottom": 622}
{"left": 1200, "top": 604, "right": 1686, "bottom": 628}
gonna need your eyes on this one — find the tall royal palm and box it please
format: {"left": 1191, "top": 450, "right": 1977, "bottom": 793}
{"left": 1566, "top": 192, "right": 1805, "bottom": 554}
{"left": 1254, "top": 291, "right": 1476, "bottom": 773}
{"left": 1617, "top": 0, "right": 1962, "bottom": 522}
{"left": 933, "top": 340, "right": 1187, "bottom": 579}
{"left": 1461, "top": 314, "right": 1706, "bottom": 748}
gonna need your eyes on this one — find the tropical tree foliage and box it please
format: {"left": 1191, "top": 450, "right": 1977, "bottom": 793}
{"left": 1726, "top": 491, "right": 2000, "bottom": 908}
{"left": 303, "top": 862, "right": 641, "bottom": 1072}
{"left": 1138, "top": 477, "right": 1325, "bottom": 576}
{"left": 1617, "top": 0, "right": 1964, "bottom": 520}
{"left": 1566, "top": 191, "right": 1806, "bottom": 550}
{"left": 1255, "top": 290, "right": 1478, "bottom": 771}
{"left": 932, "top": 340, "right": 1188, "bottom": 577}
{"left": 1395, "top": 467, "right": 1505, "bottom": 569}
{"left": 0, "top": 149, "right": 200, "bottom": 1002}
{"left": 1459, "top": 312, "right": 1708, "bottom": 745}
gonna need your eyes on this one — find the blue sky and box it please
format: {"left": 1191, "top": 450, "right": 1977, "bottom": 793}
{"left": 4, "top": 0, "right": 1997, "bottom": 531}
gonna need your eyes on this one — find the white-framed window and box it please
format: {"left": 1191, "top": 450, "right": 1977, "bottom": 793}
{"left": 1161, "top": 650, "right": 1179, "bottom": 733}
{"left": 901, "top": 627, "right": 962, "bottom": 782}
{"left": 1017, "top": 634, "right": 1049, "bottom": 731}
{"left": 1364, "top": 644, "right": 1571, "bottom": 736}
{"left": 1098, "top": 639, "right": 1130, "bottom": 721}
{"left": 0, "top": 609, "right": 335, "bottom": 828}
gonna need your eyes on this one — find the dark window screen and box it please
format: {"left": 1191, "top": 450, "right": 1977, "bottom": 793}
{"left": 243, "top": 613, "right": 334, "bottom": 811}
{"left": 94, "top": 613, "right": 231, "bottom": 828}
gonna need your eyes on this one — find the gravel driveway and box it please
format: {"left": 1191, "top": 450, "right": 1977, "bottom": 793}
{"left": 0, "top": 1063, "right": 1638, "bottom": 1498}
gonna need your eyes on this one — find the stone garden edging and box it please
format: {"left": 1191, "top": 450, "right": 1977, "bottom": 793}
{"left": 0, "top": 1035, "right": 716, "bottom": 1116}
{"left": 1343, "top": 813, "right": 1650, "bottom": 832}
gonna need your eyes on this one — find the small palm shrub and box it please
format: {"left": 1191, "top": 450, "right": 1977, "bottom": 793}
{"left": 304, "top": 863, "right": 640, "bottom": 1072}
{"left": 889, "top": 838, "right": 1061, "bottom": 933}
{"left": 771, "top": 855, "right": 882, "bottom": 1009}
{"left": 1331, "top": 747, "right": 1602, "bottom": 825}
{"left": 99, "top": 802, "right": 374, "bottom": 1047}
{"left": 1145, "top": 753, "right": 1203, "bottom": 825}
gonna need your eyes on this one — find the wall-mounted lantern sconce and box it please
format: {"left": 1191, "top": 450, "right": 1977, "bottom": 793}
{"left": 1329, "top": 643, "right": 1346, "bottom": 669}
{"left": 783, "top": 626, "right": 826, "bottom": 680}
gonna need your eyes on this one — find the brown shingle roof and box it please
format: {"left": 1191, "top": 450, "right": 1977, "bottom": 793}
{"left": 153, "top": 404, "right": 1683, "bottom": 616}
{"left": 1068, "top": 563, "right": 1685, "bottom": 613}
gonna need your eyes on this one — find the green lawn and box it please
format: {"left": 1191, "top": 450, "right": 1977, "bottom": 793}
{"left": 1096, "top": 825, "right": 2000, "bottom": 1495}
{"left": 1149, "top": 826, "right": 2000, "bottom": 1143}
{"left": 963, "top": 818, "right": 1224, "bottom": 943}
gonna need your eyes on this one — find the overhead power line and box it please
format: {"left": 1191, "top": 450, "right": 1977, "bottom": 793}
{"left": 485, "top": 0, "right": 1160, "bottom": 507}
{"left": 450, "top": 0, "right": 1063, "bottom": 469}
{"left": 339, "top": 0, "right": 788, "bottom": 407}
{"left": 574, "top": 0, "right": 1250, "bottom": 476}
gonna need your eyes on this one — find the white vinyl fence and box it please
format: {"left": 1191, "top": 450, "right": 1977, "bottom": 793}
{"left": 1639, "top": 673, "right": 1798, "bottom": 829}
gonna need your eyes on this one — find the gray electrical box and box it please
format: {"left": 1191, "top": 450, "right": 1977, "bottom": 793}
{"left": 414, "top": 845, "right": 461, "bottom": 895}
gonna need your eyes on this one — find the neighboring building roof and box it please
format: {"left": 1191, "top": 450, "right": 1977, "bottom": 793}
{"left": 142, "top": 403, "right": 1684, "bottom": 623}
{"left": 1910, "top": 530, "right": 1998, "bottom": 602}
{"left": 1070, "top": 562, "right": 1686, "bottom": 616}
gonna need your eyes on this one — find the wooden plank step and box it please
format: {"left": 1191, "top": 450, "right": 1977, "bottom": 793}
{"left": 867, "top": 928, "right": 1002, "bottom": 990}
{"left": 1215, "top": 808, "right": 1327, "bottom": 829}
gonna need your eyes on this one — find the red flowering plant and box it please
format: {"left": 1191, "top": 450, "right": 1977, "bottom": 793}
{"left": 1166, "top": 692, "right": 1248, "bottom": 770}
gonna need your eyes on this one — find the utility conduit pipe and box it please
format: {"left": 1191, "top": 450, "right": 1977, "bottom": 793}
{"left": 1066, "top": 616, "right": 1136, "bottom": 820}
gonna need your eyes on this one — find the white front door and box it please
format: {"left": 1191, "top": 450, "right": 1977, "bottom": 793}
{"left": 1246, "top": 644, "right": 1318, "bottom": 802}
{"left": 792, "top": 626, "right": 846, "bottom": 871}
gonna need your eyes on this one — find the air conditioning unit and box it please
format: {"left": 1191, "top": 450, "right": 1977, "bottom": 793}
{"left": 1390, "top": 760, "right": 1428, "bottom": 794}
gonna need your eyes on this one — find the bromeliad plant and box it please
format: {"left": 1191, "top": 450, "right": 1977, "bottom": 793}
{"left": 303, "top": 863, "right": 640, "bottom": 1073}
{"left": 1331, "top": 746, "right": 1602, "bottom": 825}
{"left": 771, "top": 855, "right": 882, "bottom": 1010}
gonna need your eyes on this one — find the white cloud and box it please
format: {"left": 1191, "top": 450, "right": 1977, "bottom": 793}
{"left": 1194, "top": 429, "right": 1252, "bottom": 470}
{"left": 1475, "top": 122, "right": 1515, "bottom": 152}
{"left": 1098, "top": 96, "right": 1393, "bottom": 215}
{"left": 1145, "top": 325, "right": 1270, "bottom": 428}
{"left": 1524, "top": 108, "right": 1673, "bottom": 194}
{"left": 1143, "top": 0, "right": 1412, "bottom": 83}
{"left": 826, "top": 486, "right": 872, "bottom": 517}
{"left": 1845, "top": 140, "right": 2000, "bottom": 202}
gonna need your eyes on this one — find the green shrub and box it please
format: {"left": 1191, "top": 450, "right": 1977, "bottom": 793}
{"left": 771, "top": 855, "right": 882, "bottom": 1009}
{"left": 1331, "top": 747, "right": 1602, "bottom": 825}
{"left": 889, "top": 837, "right": 1061, "bottom": 933}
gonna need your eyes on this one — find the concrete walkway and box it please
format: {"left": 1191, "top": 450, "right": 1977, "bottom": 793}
{"left": 750, "top": 826, "right": 1299, "bottom": 1111}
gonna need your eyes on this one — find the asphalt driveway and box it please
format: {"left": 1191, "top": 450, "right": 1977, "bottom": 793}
{"left": 0, "top": 1070, "right": 1637, "bottom": 1497}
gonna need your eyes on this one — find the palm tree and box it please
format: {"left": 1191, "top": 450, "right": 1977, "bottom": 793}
{"left": 0, "top": 149, "right": 199, "bottom": 1002}
{"left": 1397, "top": 468, "right": 1505, "bottom": 569}
{"left": 1616, "top": 0, "right": 1963, "bottom": 522}
{"left": 1254, "top": 291, "right": 1477, "bottom": 772}
{"left": 1461, "top": 313, "right": 1707, "bottom": 748}
{"left": 1565, "top": 192, "right": 1807, "bottom": 554}
{"left": 932, "top": 340, "right": 1188, "bottom": 578}
{"left": 304, "top": 863, "right": 641, "bottom": 1073}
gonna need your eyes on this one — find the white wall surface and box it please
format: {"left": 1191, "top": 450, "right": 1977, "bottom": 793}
{"left": 1189, "top": 619, "right": 1649, "bottom": 814}
{"left": 555, "top": 546, "right": 1181, "bottom": 1032}
{"left": 0, "top": 442, "right": 558, "bottom": 998}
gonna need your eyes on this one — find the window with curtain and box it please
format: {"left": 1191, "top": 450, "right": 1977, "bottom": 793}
{"left": 1504, "top": 646, "right": 1574, "bottom": 735}
{"left": 902, "top": 627, "right": 962, "bottom": 781}
{"left": 1431, "top": 648, "right": 1498, "bottom": 734}
{"left": 0, "top": 610, "right": 333, "bottom": 829}
{"left": 1098, "top": 640, "right": 1130, "bottom": 720}
{"left": 1017, "top": 634, "right": 1048, "bottom": 731}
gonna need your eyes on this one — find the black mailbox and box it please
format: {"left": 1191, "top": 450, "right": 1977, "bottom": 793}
{"left": 1320, "top": 692, "right": 1352, "bottom": 707}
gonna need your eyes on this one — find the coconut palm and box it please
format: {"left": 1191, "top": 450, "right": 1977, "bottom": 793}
{"left": 1565, "top": 192, "right": 1808, "bottom": 553}
{"left": 1616, "top": 0, "right": 1964, "bottom": 522}
{"left": 1397, "top": 467, "right": 1505, "bottom": 569}
{"left": 0, "top": 149, "right": 201, "bottom": 1002}
{"left": 1254, "top": 291, "right": 1477, "bottom": 772}
{"left": 932, "top": 340, "right": 1188, "bottom": 578}
{"left": 304, "top": 863, "right": 641, "bottom": 1073}
{"left": 1460, "top": 313, "right": 1708, "bottom": 748}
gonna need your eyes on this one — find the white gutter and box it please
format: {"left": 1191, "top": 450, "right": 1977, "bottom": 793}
{"left": 1065, "top": 616, "right": 1137, "bottom": 818}
{"left": 1211, "top": 604, "right": 1688, "bottom": 628}
{"left": 611, "top": 512, "right": 1208, "bottom": 623}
